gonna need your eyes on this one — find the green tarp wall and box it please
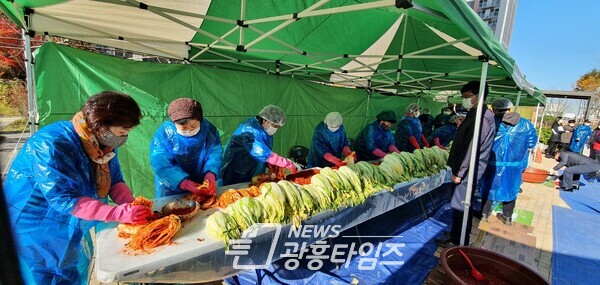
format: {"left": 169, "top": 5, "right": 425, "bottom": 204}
{"left": 35, "top": 43, "right": 444, "bottom": 198}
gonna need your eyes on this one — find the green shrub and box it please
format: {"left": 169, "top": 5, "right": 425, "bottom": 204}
{"left": 0, "top": 79, "right": 27, "bottom": 116}
{"left": 537, "top": 127, "right": 552, "bottom": 144}
{"left": 0, "top": 102, "right": 20, "bottom": 116}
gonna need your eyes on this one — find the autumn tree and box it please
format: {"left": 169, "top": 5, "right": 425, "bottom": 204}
{"left": 0, "top": 13, "right": 26, "bottom": 79}
{"left": 575, "top": 69, "right": 600, "bottom": 119}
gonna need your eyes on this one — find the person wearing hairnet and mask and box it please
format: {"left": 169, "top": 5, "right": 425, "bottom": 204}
{"left": 427, "top": 115, "right": 463, "bottom": 149}
{"left": 434, "top": 106, "right": 454, "bottom": 129}
{"left": 479, "top": 98, "right": 537, "bottom": 225}
{"left": 355, "top": 110, "right": 401, "bottom": 161}
{"left": 570, "top": 119, "right": 592, "bottom": 153}
{"left": 307, "top": 112, "right": 353, "bottom": 168}
{"left": 395, "top": 103, "right": 431, "bottom": 152}
{"left": 3, "top": 91, "right": 152, "bottom": 284}
{"left": 221, "top": 105, "right": 301, "bottom": 185}
{"left": 150, "top": 98, "right": 222, "bottom": 198}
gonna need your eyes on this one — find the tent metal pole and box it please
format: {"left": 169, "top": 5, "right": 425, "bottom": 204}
{"left": 536, "top": 106, "right": 546, "bottom": 158}
{"left": 532, "top": 103, "right": 540, "bottom": 128}
{"left": 531, "top": 103, "right": 541, "bottom": 162}
{"left": 514, "top": 76, "right": 525, "bottom": 112}
{"left": 239, "top": 0, "right": 246, "bottom": 46}
{"left": 22, "top": 29, "right": 37, "bottom": 134}
{"left": 244, "top": 0, "right": 395, "bottom": 25}
{"left": 460, "top": 60, "right": 489, "bottom": 246}
{"left": 246, "top": 0, "right": 330, "bottom": 49}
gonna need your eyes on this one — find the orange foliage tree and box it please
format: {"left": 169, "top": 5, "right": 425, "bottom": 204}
{"left": 575, "top": 69, "right": 600, "bottom": 120}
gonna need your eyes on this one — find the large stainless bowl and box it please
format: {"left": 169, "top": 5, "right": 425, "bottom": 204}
{"left": 161, "top": 199, "right": 201, "bottom": 221}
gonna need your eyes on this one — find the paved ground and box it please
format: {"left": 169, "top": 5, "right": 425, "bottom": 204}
{"left": 507, "top": 154, "right": 567, "bottom": 281}
{"left": 0, "top": 117, "right": 28, "bottom": 177}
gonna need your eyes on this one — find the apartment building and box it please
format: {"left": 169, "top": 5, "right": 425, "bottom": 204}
{"left": 465, "top": 0, "right": 518, "bottom": 50}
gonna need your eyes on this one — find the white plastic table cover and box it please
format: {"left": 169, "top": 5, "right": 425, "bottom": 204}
{"left": 94, "top": 169, "right": 450, "bottom": 283}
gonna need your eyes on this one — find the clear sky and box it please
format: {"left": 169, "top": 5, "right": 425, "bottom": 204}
{"left": 509, "top": 0, "right": 600, "bottom": 91}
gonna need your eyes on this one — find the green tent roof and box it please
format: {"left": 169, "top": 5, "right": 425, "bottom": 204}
{"left": 1, "top": 0, "right": 545, "bottom": 105}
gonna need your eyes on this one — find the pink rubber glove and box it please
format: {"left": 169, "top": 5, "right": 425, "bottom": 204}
{"left": 421, "top": 134, "right": 431, "bottom": 148}
{"left": 372, "top": 148, "right": 387, "bottom": 158}
{"left": 342, "top": 146, "right": 352, "bottom": 157}
{"left": 71, "top": 197, "right": 151, "bottom": 224}
{"left": 388, "top": 145, "right": 400, "bottom": 154}
{"left": 433, "top": 138, "right": 446, "bottom": 150}
{"left": 323, "top": 153, "right": 345, "bottom": 167}
{"left": 180, "top": 179, "right": 213, "bottom": 195}
{"left": 408, "top": 136, "right": 421, "bottom": 150}
{"left": 203, "top": 172, "right": 217, "bottom": 195}
{"left": 108, "top": 182, "right": 135, "bottom": 205}
{"left": 266, "top": 153, "right": 298, "bottom": 173}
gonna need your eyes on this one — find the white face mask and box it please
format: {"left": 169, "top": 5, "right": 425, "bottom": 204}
{"left": 569, "top": 124, "right": 575, "bottom": 127}
{"left": 414, "top": 111, "right": 420, "bottom": 118}
{"left": 177, "top": 127, "right": 200, "bottom": 137}
{"left": 462, "top": 97, "right": 474, "bottom": 110}
{"left": 585, "top": 123, "right": 591, "bottom": 126}
{"left": 266, "top": 125, "right": 278, "bottom": 136}
{"left": 328, "top": 126, "right": 340, "bottom": 133}
{"left": 444, "top": 111, "right": 452, "bottom": 115}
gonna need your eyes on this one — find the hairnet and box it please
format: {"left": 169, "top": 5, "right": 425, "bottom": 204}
{"left": 491, "top": 98, "right": 513, "bottom": 110}
{"left": 449, "top": 115, "right": 462, "bottom": 124}
{"left": 376, "top": 110, "right": 397, "bottom": 123}
{"left": 324, "top": 112, "right": 343, "bottom": 128}
{"left": 405, "top": 103, "right": 420, "bottom": 114}
{"left": 259, "top": 105, "right": 287, "bottom": 126}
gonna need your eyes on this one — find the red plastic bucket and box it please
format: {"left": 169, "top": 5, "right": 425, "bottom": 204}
{"left": 440, "top": 246, "right": 548, "bottom": 285}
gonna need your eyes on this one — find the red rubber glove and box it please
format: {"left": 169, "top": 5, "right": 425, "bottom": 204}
{"left": 323, "top": 153, "right": 345, "bottom": 167}
{"left": 408, "top": 136, "right": 421, "bottom": 149}
{"left": 372, "top": 148, "right": 387, "bottom": 158}
{"left": 342, "top": 146, "right": 352, "bottom": 157}
{"left": 203, "top": 172, "right": 217, "bottom": 195}
{"left": 71, "top": 197, "right": 151, "bottom": 224}
{"left": 421, "top": 134, "right": 431, "bottom": 148}
{"left": 108, "top": 182, "right": 135, "bottom": 205}
{"left": 388, "top": 145, "right": 401, "bottom": 154}
{"left": 433, "top": 138, "right": 446, "bottom": 150}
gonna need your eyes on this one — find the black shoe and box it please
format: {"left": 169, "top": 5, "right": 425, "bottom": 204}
{"left": 497, "top": 213, "right": 512, "bottom": 225}
{"left": 559, "top": 187, "right": 573, "bottom": 192}
{"left": 481, "top": 213, "right": 489, "bottom": 222}
{"left": 573, "top": 185, "right": 579, "bottom": 190}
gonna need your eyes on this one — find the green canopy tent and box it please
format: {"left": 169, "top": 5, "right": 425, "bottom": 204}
{"left": 1, "top": 0, "right": 546, "bottom": 105}
{"left": 2, "top": 0, "right": 546, "bottom": 246}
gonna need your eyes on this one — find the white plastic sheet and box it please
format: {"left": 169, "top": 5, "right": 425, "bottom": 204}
{"left": 95, "top": 170, "right": 449, "bottom": 283}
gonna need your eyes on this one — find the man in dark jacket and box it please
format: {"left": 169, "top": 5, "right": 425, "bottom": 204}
{"left": 550, "top": 150, "right": 600, "bottom": 191}
{"left": 437, "top": 81, "right": 496, "bottom": 247}
{"left": 546, "top": 116, "right": 564, "bottom": 157}
{"left": 560, "top": 120, "right": 575, "bottom": 151}
{"left": 419, "top": 107, "right": 435, "bottom": 137}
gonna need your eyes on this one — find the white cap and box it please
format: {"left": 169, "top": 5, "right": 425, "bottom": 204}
{"left": 324, "top": 112, "right": 343, "bottom": 128}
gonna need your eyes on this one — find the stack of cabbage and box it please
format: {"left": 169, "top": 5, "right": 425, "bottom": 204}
{"left": 206, "top": 146, "right": 448, "bottom": 247}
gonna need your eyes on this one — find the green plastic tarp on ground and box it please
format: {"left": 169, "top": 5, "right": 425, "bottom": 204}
{"left": 35, "top": 43, "right": 443, "bottom": 198}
